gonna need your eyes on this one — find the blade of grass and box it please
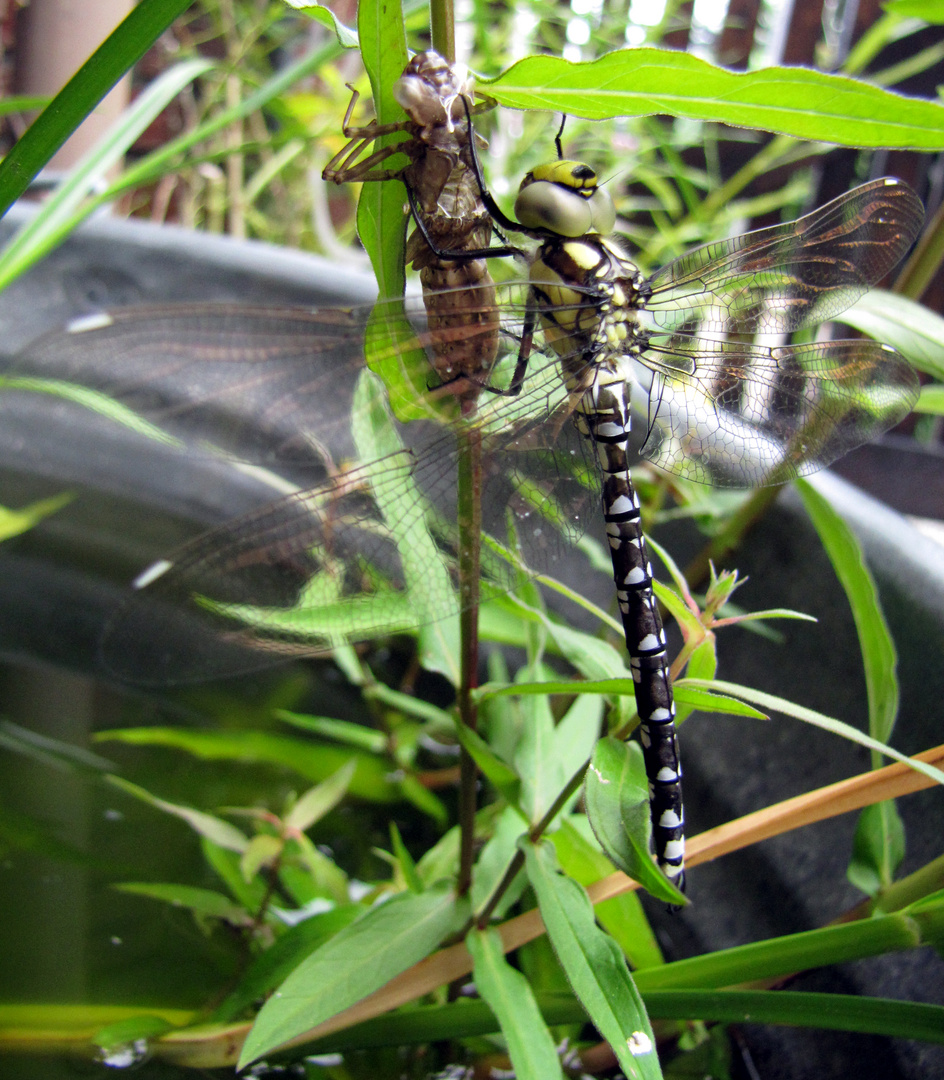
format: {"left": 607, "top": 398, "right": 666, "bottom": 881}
{"left": 0, "top": 0, "right": 194, "bottom": 216}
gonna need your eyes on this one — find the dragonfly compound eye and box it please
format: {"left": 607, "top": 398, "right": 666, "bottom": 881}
{"left": 515, "top": 162, "right": 615, "bottom": 237}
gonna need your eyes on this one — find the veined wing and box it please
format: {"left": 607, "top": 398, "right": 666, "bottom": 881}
{"left": 35, "top": 300, "right": 596, "bottom": 684}
{"left": 636, "top": 335, "right": 920, "bottom": 487}
{"left": 642, "top": 178, "right": 924, "bottom": 336}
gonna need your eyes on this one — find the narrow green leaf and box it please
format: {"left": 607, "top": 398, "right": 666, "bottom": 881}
{"left": 471, "top": 807, "right": 529, "bottom": 919}
{"left": 849, "top": 801, "right": 906, "bottom": 895}
{"left": 389, "top": 822, "right": 423, "bottom": 893}
{"left": 240, "top": 834, "right": 283, "bottom": 880}
{"left": 211, "top": 906, "right": 361, "bottom": 1022}
{"left": 239, "top": 885, "right": 469, "bottom": 1066}
{"left": 350, "top": 371, "right": 460, "bottom": 680}
{"left": 0, "top": 493, "right": 73, "bottom": 542}
{"left": 796, "top": 478, "right": 899, "bottom": 749}
{"left": 0, "top": 376, "right": 185, "bottom": 446}
{"left": 113, "top": 883, "right": 248, "bottom": 924}
{"left": 285, "top": 761, "right": 357, "bottom": 832}
{"left": 523, "top": 841, "right": 663, "bottom": 1080}
{"left": 585, "top": 738, "right": 684, "bottom": 905}
{"left": 485, "top": 50, "right": 944, "bottom": 148}
{"left": 884, "top": 0, "right": 944, "bottom": 21}
{"left": 552, "top": 818, "right": 664, "bottom": 971}
{"left": 679, "top": 680, "right": 944, "bottom": 787}
{"left": 635, "top": 908, "right": 933, "bottom": 991}
{"left": 289, "top": 3, "right": 359, "bottom": 47}
{"left": 0, "top": 0, "right": 195, "bottom": 216}
{"left": 673, "top": 683, "right": 768, "bottom": 719}
{"left": 468, "top": 927, "right": 566, "bottom": 1080}
{"left": 96, "top": 727, "right": 401, "bottom": 802}
{"left": 453, "top": 720, "right": 521, "bottom": 801}
{"left": 0, "top": 718, "right": 113, "bottom": 774}
{"left": 201, "top": 838, "right": 268, "bottom": 912}
{"left": 277, "top": 711, "right": 387, "bottom": 753}
{"left": 284, "top": 988, "right": 944, "bottom": 1055}
{"left": 917, "top": 384, "right": 944, "bottom": 414}
{"left": 356, "top": 0, "right": 409, "bottom": 298}
{"left": 105, "top": 776, "right": 249, "bottom": 853}
{"left": 0, "top": 58, "right": 214, "bottom": 289}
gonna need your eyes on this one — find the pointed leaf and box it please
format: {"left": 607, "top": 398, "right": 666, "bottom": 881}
{"left": 239, "top": 885, "right": 468, "bottom": 1066}
{"left": 105, "top": 776, "right": 248, "bottom": 852}
{"left": 523, "top": 841, "right": 663, "bottom": 1080}
{"left": 468, "top": 927, "right": 565, "bottom": 1080}
{"left": 285, "top": 760, "right": 357, "bottom": 832}
{"left": 585, "top": 738, "right": 684, "bottom": 905}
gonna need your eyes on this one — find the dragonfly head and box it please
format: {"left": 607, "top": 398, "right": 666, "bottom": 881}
{"left": 514, "top": 161, "right": 615, "bottom": 238}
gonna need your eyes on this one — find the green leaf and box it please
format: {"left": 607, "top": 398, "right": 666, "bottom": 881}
{"left": 585, "top": 738, "right": 684, "bottom": 905}
{"left": 468, "top": 927, "right": 566, "bottom": 1080}
{"left": 848, "top": 801, "right": 906, "bottom": 895}
{"left": 636, "top": 903, "right": 943, "bottom": 991}
{"left": 0, "top": 376, "right": 185, "bottom": 447}
{"left": 389, "top": 822, "right": 423, "bottom": 893}
{"left": 917, "top": 384, "right": 944, "bottom": 415}
{"left": 0, "top": 719, "right": 114, "bottom": 774}
{"left": 796, "top": 478, "right": 900, "bottom": 749}
{"left": 239, "top": 884, "right": 468, "bottom": 1066}
{"left": 643, "top": 989, "right": 944, "bottom": 1043}
{"left": 673, "top": 682, "right": 768, "bottom": 719}
{"left": 485, "top": 50, "right": 944, "bottom": 148}
{"left": 471, "top": 807, "right": 529, "bottom": 919}
{"left": 113, "top": 883, "right": 248, "bottom": 924}
{"left": 285, "top": 761, "right": 357, "bottom": 832}
{"left": 884, "top": 0, "right": 944, "bottom": 20}
{"left": 201, "top": 837, "right": 268, "bottom": 912}
{"left": 0, "top": 58, "right": 214, "bottom": 289}
{"left": 240, "top": 834, "right": 283, "bottom": 880}
{"left": 277, "top": 711, "right": 388, "bottom": 753}
{"left": 679, "top": 680, "right": 944, "bottom": 787}
{"left": 211, "top": 906, "right": 361, "bottom": 1022}
{"left": 453, "top": 720, "right": 521, "bottom": 802}
{"left": 0, "top": 493, "right": 73, "bottom": 542}
{"left": 355, "top": 0, "right": 409, "bottom": 298}
{"left": 841, "top": 291, "right": 944, "bottom": 382}
{"left": 552, "top": 818, "right": 664, "bottom": 971}
{"left": 105, "top": 776, "right": 249, "bottom": 852}
{"left": 96, "top": 727, "right": 401, "bottom": 803}
{"left": 350, "top": 371, "right": 460, "bottom": 679}
{"left": 0, "top": 0, "right": 195, "bottom": 217}
{"left": 289, "top": 3, "right": 359, "bottom": 47}
{"left": 523, "top": 841, "right": 663, "bottom": 1080}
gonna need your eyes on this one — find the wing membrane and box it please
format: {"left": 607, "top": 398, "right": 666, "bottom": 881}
{"left": 644, "top": 178, "right": 924, "bottom": 335}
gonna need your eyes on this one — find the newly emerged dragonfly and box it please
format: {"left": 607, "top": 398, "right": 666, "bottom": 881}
{"left": 2, "top": 79, "right": 922, "bottom": 891}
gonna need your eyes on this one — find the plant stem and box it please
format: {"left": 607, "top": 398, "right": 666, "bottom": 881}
{"left": 430, "top": 0, "right": 456, "bottom": 63}
{"left": 456, "top": 425, "right": 483, "bottom": 896}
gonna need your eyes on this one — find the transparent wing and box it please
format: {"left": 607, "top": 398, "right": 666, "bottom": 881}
{"left": 0, "top": 297, "right": 593, "bottom": 683}
{"left": 636, "top": 335, "right": 919, "bottom": 487}
{"left": 643, "top": 178, "right": 924, "bottom": 335}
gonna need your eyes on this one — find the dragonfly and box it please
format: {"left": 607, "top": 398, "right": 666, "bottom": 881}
{"left": 2, "top": 71, "right": 922, "bottom": 892}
